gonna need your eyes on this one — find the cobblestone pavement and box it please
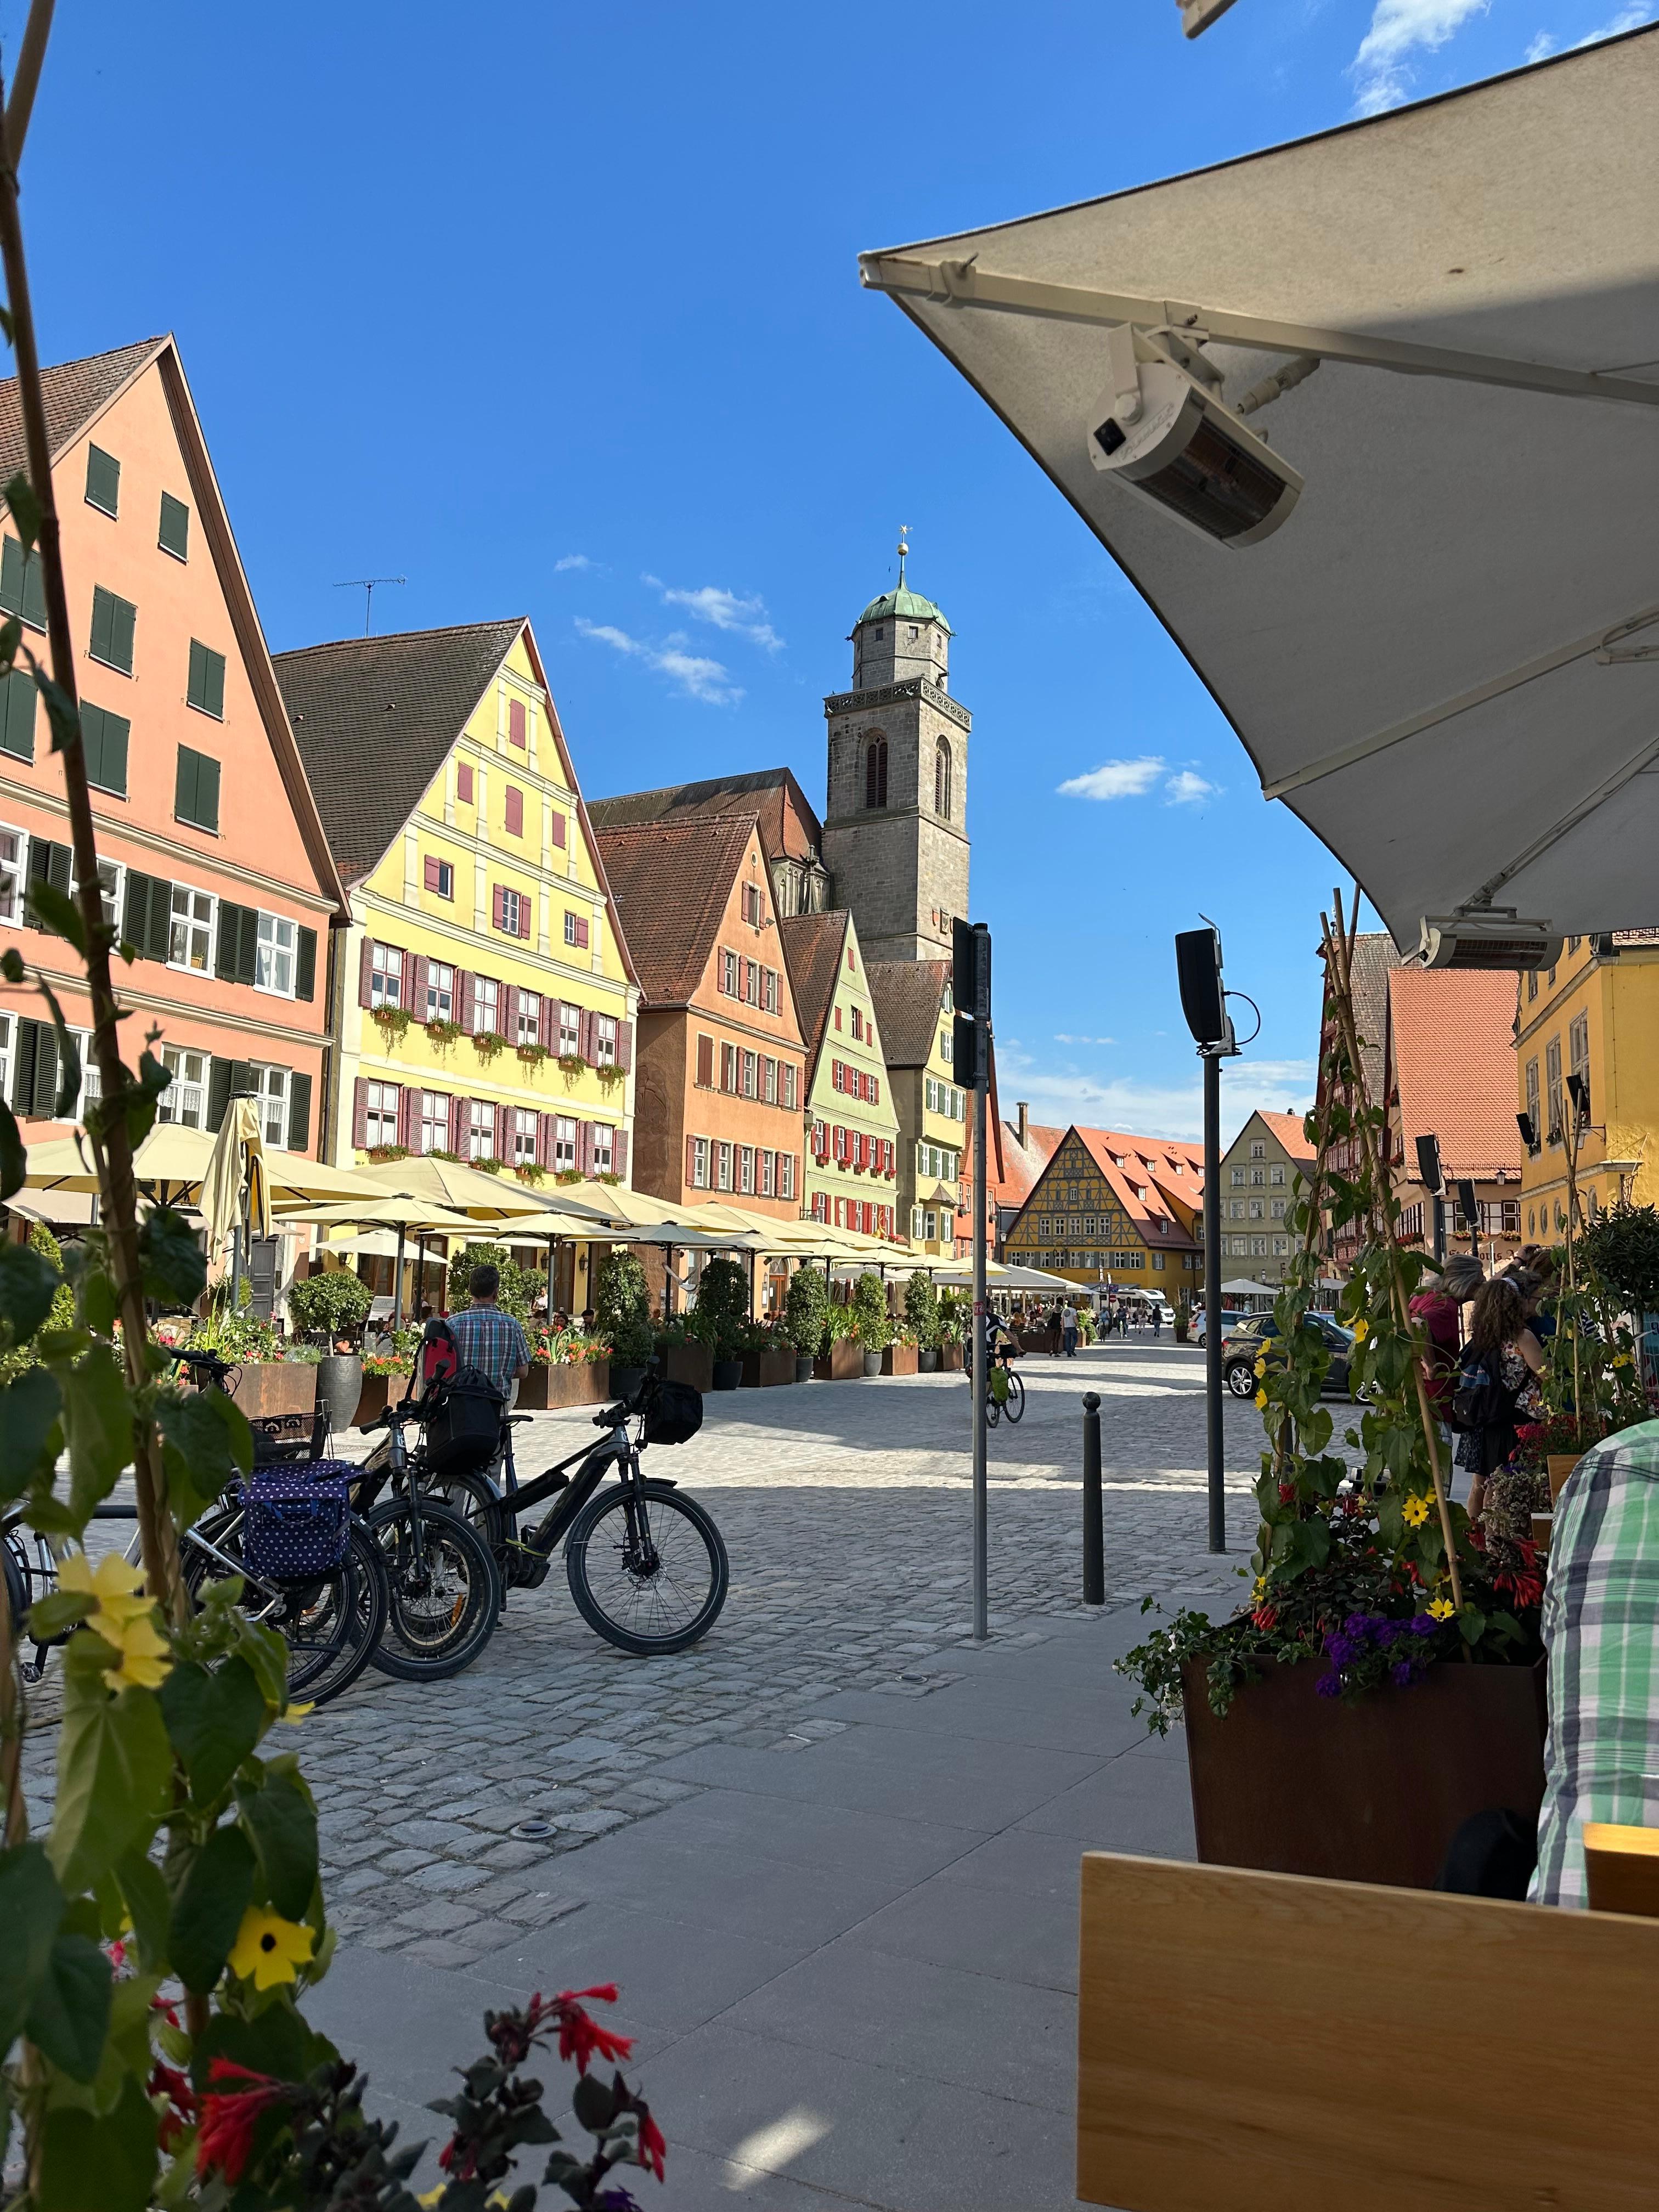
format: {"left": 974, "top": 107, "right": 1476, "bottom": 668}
{"left": 22, "top": 1340, "right": 1265, "bottom": 1973}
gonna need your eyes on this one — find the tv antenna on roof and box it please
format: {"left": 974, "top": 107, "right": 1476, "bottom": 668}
{"left": 335, "top": 576, "right": 405, "bottom": 635}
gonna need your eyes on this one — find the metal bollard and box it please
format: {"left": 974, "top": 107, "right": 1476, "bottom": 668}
{"left": 1081, "top": 1391, "right": 1104, "bottom": 1605}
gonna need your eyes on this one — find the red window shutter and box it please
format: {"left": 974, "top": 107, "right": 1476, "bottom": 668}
{"left": 352, "top": 1077, "right": 369, "bottom": 1147}
{"left": 613, "top": 1127, "right": 629, "bottom": 1184}
{"left": 551, "top": 811, "right": 566, "bottom": 849}
{"left": 871, "top": 1076, "right": 879, "bottom": 1106}
{"left": 575, "top": 916, "right": 590, "bottom": 950}
{"left": 456, "top": 971, "right": 475, "bottom": 1031}
{"left": 539, "top": 994, "right": 554, "bottom": 1048}
{"left": 408, "top": 956, "right": 429, "bottom": 1020}
{"left": 502, "top": 986, "right": 520, "bottom": 1042}
{"left": 495, "top": 1103, "right": 511, "bottom": 1160}
{"left": 505, "top": 786, "right": 524, "bottom": 837}
{"left": 579, "top": 1009, "right": 596, "bottom": 1064}
{"left": 686, "top": 1133, "right": 698, "bottom": 1188}
{"left": 696, "top": 1034, "right": 713, "bottom": 1088}
{"left": 397, "top": 1086, "right": 416, "bottom": 1149}
{"left": 509, "top": 699, "right": 526, "bottom": 748}
{"left": 492, "top": 884, "right": 505, "bottom": 930}
{"left": 423, "top": 855, "right": 439, "bottom": 892}
{"left": 521, "top": 893, "right": 533, "bottom": 940}
{"left": 578, "top": 1120, "right": 594, "bottom": 1175}
{"left": 456, "top": 762, "right": 474, "bottom": 803}
{"left": 359, "top": 936, "right": 375, "bottom": 1008}
{"left": 616, "top": 1020, "right": 633, "bottom": 1073}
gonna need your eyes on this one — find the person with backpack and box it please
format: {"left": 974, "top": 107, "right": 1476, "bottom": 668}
{"left": 448, "top": 1263, "right": 532, "bottom": 1401}
{"left": 1453, "top": 1274, "right": 1545, "bottom": 1521}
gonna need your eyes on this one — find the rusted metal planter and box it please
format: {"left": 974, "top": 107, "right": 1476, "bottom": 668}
{"left": 812, "top": 1339, "right": 864, "bottom": 1381}
{"left": 232, "top": 1362, "right": 320, "bottom": 1421}
{"left": 741, "top": 1349, "right": 795, "bottom": 1388}
{"left": 939, "top": 1342, "right": 964, "bottom": 1373}
{"left": 882, "top": 1343, "right": 919, "bottom": 1376}
{"left": 1181, "top": 1654, "right": 1548, "bottom": 1891}
{"left": 353, "top": 1373, "right": 394, "bottom": 1428}
{"left": 661, "top": 1343, "right": 714, "bottom": 1393}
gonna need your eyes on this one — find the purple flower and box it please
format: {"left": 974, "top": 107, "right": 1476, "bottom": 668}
{"left": 1315, "top": 1671, "right": 1342, "bottom": 1698}
{"left": 1376, "top": 1620, "right": 1404, "bottom": 1647}
{"left": 1409, "top": 1614, "right": 1439, "bottom": 1638}
{"left": 1391, "top": 1660, "right": 1415, "bottom": 1687}
{"left": 1324, "top": 1634, "right": 1357, "bottom": 1667}
{"left": 1344, "top": 1612, "right": 1383, "bottom": 1640}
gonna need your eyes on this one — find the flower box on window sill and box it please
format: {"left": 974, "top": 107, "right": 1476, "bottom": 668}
{"left": 425, "top": 1018, "right": 463, "bottom": 1050}
{"left": 518, "top": 1043, "right": 552, "bottom": 1068}
{"left": 556, "top": 1052, "right": 588, "bottom": 1080}
{"left": 472, "top": 1030, "right": 506, "bottom": 1062}
{"left": 514, "top": 1162, "right": 547, "bottom": 1185}
{"left": 595, "top": 1063, "right": 624, "bottom": 1088}
{"left": 370, "top": 1006, "right": 412, "bottom": 1043}
{"left": 366, "top": 1144, "right": 409, "bottom": 1163}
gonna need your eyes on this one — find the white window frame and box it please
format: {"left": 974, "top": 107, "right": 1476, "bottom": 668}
{"left": 590, "top": 1123, "right": 613, "bottom": 1175}
{"left": 255, "top": 911, "right": 296, "bottom": 998}
{"left": 425, "top": 961, "right": 455, "bottom": 1023}
{"left": 417, "top": 1091, "right": 451, "bottom": 1155}
{"left": 738, "top": 1144, "right": 754, "bottom": 1195}
{"left": 364, "top": 1081, "right": 400, "bottom": 1148}
{"left": 0, "top": 822, "right": 26, "bottom": 927}
{"left": 472, "top": 975, "right": 499, "bottom": 1036}
{"left": 595, "top": 1013, "right": 617, "bottom": 1066}
{"left": 168, "top": 882, "right": 215, "bottom": 975}
{"left": 0, "top": 1010, "right": 12, "bottom": 1101}
{"left": 468, "top": 1099, "right": 495, "bottom": 1160}
{"left": 691, "top": 1135, "right": 709, "bottom": 1189}
{"left": 554, "top": 1116, "right": 578, "bottom": 1172}
{"left": 514, "top": 1107, "right": 539, "bottom": 1168}
{"left": 516, "top": 991, "right": 541, "bottom": 1048}
{"left": 499, "top": 887, "right": 527, "bottom": 938}
{"left": 558, "top": 1002, "right": 582, "bottom": 1056}
{"left": 252, "top": 1063, "right": 290, "bottom": 1151}
{"left": 716, "top": 1141, "right": 733, "bottom": 1193}
{"left": 783, "top": 1064, "right": 797, "bottom": 1110}
{"left": 780, "top": 1154, "right": 794, "bottom": 1201}
{"left": 157, "top": 1044, "right": 209, "bottom": 1129}
{"left": 370, "top": 944, "right": 402, "bottom": 1007}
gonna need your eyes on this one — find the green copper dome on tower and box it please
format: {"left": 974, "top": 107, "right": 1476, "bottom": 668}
{"left": 855, "top": 532, "right": 952, "bottom": 635}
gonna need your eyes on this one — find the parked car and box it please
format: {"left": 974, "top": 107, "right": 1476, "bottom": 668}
{"left": 1222, "top": 1313, "right": 1355, "bottom": 1398}
{"left": 1190, "top": 1307, "right": 1243, "bottom": 1348}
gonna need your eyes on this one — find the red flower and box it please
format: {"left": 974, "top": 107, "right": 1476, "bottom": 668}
{"left": 546, "top": 1986, "right": 634, "bottom": 2074}
{"left": 1251, "top": 1605, "right": 1278, "bottom": 1630}
{"left": 1277, "top": 1482, "right": 1296, "bottom": 1505}
{"left": 149, "top": 2061, "right": 196, "bottom": 2153}
{"left": 637, "top": 2103, "right": 667, "bottom": 2182}
{"left": 196, "top": 2060, "right": 293, "bottom": 2184}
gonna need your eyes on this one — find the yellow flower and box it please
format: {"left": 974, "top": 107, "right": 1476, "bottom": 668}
{"left": 57, "top": 1551, "right": 172, "bottom": 1689}
{"left": 1352, "top": 1319, "right": 1369, "bottom": 1341}
{"left": 1254, "top": 1356, "right": 1267, "bottom": 1376}
{"left": 1251, "top": 1577, "right": 1269, "bottom": 1604}
{"left": 1254, "top": 1389, "right": 1268, "bottom": 1409}
{"left": 1428, "top": 1596, "right": 1455, "bottom": 1622}
{"left": 229, "top": 1905, "right": 315, "bottom": 1990}
{"left": 1401, "top": 1493, "right": 1432, "bottom": 1528}
{"left": 276, "top": 1701, "right": 314, "bottom": 1725}
{"left": 1614, "top": 1352, "right": 1634, "bottom": 1370}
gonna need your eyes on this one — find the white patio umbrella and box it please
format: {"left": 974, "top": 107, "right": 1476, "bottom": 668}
{"left": 857, "top": 30, "right": 1659, "bottom": 947}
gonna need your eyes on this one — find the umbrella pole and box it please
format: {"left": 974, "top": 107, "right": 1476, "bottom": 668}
{"left": 548, "top": 1234, "right": 557, "bottom": 1320}
{"left": 392, "top": 1223, "right": 407, "bottom": 1333}
{"left": 416, "top": 1234, "right": 426, "bottom": 1317}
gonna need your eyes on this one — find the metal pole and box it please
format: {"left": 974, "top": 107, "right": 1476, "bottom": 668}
{"left": 1432, "top": 1194, "right": 1445, "bottom": 1262}
{"left": 1204, "top": 1048, "right": 1225, "bottom": 1553}
{"left": 391, "top": 1222, "right": 407, "bottom": 1332}
{"left": 972, "top": 1039, "right": 989, "bottom": 1643}
{"left": 1082, "top": 1391, "right": 1104, "bottom": 1604}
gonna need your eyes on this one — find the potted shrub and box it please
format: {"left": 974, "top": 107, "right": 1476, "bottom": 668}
{"left": 1116, "top": 910, "right": 1551, "bottom": 1892}
{"left": 785, "top": 1263, "right": 827, "bottom": 1384}
{"left": 937, "top": 1290, "right": 967, "bottom": 1372}
{"left": 904, "top": 1271, "right": 940, "bottom": 1372}
{"left": 1173, "top": 1295, "right": 1192, "bottom": 1347}
{"left": 695, "top": 1256, "right": 750, "bottom": 1391}
{"left": 595, "top": 1249, "right": 653, "bottom": 1399}
{"left": 851, "top": 1271, "right": 892, "bottom": 1377}
{"left": 813, "top": 1304, "right": 862, "bottom": 1381}
{"left": 287, "top": 1265, "right": 373, "bottom": 1431}
{"left": 655, "top": 1312, "right": 715, "bottom": 1394}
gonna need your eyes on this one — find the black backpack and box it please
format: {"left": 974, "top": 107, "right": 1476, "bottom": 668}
{"left": 421, "top": 1365, "right": 505, "bottom": 1474}
{"left": 1449, "top": 1350, "right": 1512, "bottom": 1436}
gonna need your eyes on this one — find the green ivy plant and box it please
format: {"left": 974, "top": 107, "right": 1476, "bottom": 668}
{"left": 594, "top": 1250, "right": 653, "bottom": 1369}
{"left": 783, "top": 1265, "right": 828, "bottom": 1358}
{"left": 902, "top": 1269, "right": 940, "bottom": 1351}
{"left": 850, "top": 1272, "right": 892, "bottom": 1352}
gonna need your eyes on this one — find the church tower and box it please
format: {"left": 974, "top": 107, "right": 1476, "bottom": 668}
{"left": 821, "top": 535, "right": 970, "bottom": 964}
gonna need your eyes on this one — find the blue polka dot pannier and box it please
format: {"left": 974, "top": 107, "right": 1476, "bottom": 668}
{"left": 242, "top": 1463, "right": 353, "bottom": 1582}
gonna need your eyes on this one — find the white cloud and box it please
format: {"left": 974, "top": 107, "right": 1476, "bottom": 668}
{"left": 642, "top": 576, "right": 783, "bottom": 652}
{"left": 574, "top": 617, "right": 742, "bottom": 706}
{"left": 1164, "top": 770, "right": 1220, "bottom": 806}
{"left": 554, "top": 554, "right": 592, "bottom": 573}
{"left": 997, "top": 1045, "right": 1314, "bottom": 1147}
{"left": 1525, "top": 29, "right": 1559, "bottom": 57}
{"left": 1056, "top": 1034, "right": 1118, "bottom": 1046}
{"left": 1057, "top": 757, "right": 1167, "bottom": 802}
{"left": 1574, "top": 3, "right": 1651, "bottom": 42}
{"left": 1350, "top": 0, "right": 1488, "bottom": 115}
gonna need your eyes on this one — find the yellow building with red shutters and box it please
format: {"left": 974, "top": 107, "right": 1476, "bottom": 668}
{"left": 274, "top": 620, "right": 638, "bottom": 1180}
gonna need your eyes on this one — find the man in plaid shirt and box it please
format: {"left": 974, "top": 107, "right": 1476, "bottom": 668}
{"left": 1533, "top": 1418, "right": 1659, "bottom": 1906}
{"left": 447, "top": 1263, "right": 531, "bottom": 1399}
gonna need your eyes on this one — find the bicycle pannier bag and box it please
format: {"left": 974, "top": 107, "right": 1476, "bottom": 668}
{"left": 242, "top": 1463, "right": 352, "bottom": 1581}
{"left": 644, "top": 1378, "right": 703, "bottom": 1448}
{"left": 422, "top": 1366, "right": 505, "bottom": 1474}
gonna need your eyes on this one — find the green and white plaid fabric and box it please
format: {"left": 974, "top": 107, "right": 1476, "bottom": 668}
{"left": 1533, "top": 1416, "right": 1659, "bottom": 1908}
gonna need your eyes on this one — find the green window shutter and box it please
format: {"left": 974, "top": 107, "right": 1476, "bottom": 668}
{"left": 81, "top": 703, "right": 129, "bottom": 797}
{"left": 122, "top": 870, "right": 150, "bottom": 953}
{"left": 89, "top": 586, "right": 136, "bottom": 675}
{"left": 286, "top": 1071, "right": 312, "bottom": 1153}
{"left": 236, "top": 906, "right": 257, "bottom": 985}
{"left": 158, "top": 492, "right": 189, "bottom": 560}
{"left": 0, "top": 536, "right": 44, "bottom": 628}
{"left": 176, "top": 744, "right": 219, "bottom": 830}
{"left": 214, "top": 901, "right": 240, "bottom": 980}
{"left": 230, "top": 1059, "right": 257, "bottom": 1101}
{"left": 187, "top": 641, "right": 225, "bottom": 719}
{"left": 84, "top": 445, "right": 120, "bottom": 517}
{"left": 0, "top": 667, "right": 35, "bottom": 761}
{"left": 148, "top": 878, "right": 173, "bottom": 962}
{"left": 206, "top": 1058, "right": 232, "bottom": 1132}
{"left": 10, "top": 1018, "right": 37, "bottom": 1111}
{"left": 294, "top": 926, "right": 317, "bottom": 1003}
{"left": 29, "top": 1022, "right": 58, "bottom": 1119}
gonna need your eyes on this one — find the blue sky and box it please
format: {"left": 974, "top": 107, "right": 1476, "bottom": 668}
{"left": 8, "top": 0, "right": 1646, "bottom": 1141}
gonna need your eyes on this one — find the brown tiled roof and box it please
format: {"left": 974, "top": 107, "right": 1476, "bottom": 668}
{"left": 866, "top": 960, "right": 949, "bottom": 1068}
{"left": 1072, "top": 1125, "right": 1206, "bottom": 1246}
{"left": 274, "top": 621, "right": 526, "bottom": 883}
{"left": 778, "top": 909, "right": 848, "bottom": 1074}
{"left": 0, "top": 336, "right": 167, "bottom": 486}
{"left": 1347, "top": 932, "right": 1406, "bottom": 1107}
{"left": 589, "top": 768, "right": 822, "bottom": 863}
{"left": 1255, "top": 1109, "right": 1316, "bottom": 1160}
{"left": 593, "top": 815, "right": 757, "bottom": 1007}
{"left": 996, "top": 1117, "right": 1063, "bottom": 1210}
{"left": 1387, "top": 966, "right": 1522, "bottom": 1182}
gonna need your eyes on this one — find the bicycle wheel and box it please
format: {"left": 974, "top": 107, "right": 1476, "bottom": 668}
{"left": 566, "top": 1477, "right": 727, "bottom": 1656}
{"left": 366, "top": 1496, "right": 500, "bottom": 1681}
{"left": 420, "top": 1469, "right": 510, "bottom": 1573}
{"left": 1005, "top": 1372, "right": 1026, "bottom": 1424}
{"left": 183, "top": 1513, "right": 387, "bottom": 1708}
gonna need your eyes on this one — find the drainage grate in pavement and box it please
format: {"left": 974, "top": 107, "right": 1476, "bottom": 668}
{"left": 510, "top": 1819, "right": 558, "bottom": 1841}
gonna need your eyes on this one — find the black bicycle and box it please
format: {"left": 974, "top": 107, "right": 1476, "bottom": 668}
{"left": 422, "top": 1370, "right": 729, "bottom": 1657}
{"left": 351, "top": 1399, "right": 503, "bottom": 1680}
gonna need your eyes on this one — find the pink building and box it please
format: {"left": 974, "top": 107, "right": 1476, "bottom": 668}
{"left": 0, "top": 338, "right": 346, "bottom": 1150}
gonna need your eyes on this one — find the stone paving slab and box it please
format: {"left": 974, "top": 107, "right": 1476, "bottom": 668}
{"left": 20, "top": 1342, "right": 1255, "bottom": 1973}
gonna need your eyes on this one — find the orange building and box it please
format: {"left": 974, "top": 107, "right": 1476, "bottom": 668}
{"left": 592, "top": 813, "right": 806, "bottom": 1217}
{"left": 0, "top": 338, "right": 345, "bottom": 1150}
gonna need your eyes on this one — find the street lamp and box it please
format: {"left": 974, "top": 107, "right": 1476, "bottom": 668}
{"left": 1175, "top": 923, "right": 1242, "bottom": 1553}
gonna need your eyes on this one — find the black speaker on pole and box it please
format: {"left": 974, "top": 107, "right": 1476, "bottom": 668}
{"left": 1415, "top": 1134, "right": 1443, "bottom": 1194}
{"left": 1175, "top": 926, "right": 1228, "bottom": 1049}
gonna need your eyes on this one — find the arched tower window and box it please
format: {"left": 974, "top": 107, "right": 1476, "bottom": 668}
{"left": 934, "top": 740, "right": 952, "bottom": 820}
{"left": 865, "top": 736, "right": 888, "bottom": 810}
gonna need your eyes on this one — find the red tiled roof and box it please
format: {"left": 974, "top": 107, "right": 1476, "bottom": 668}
{"left": 588, "top": 769, "right": 822, "bottom": 864}
{"left": 1255, "top": 1109, "right": 1315, "bottom": 1160}
{"left": 592, "top": 815, "right": 758, "bottom": 1008}
{"left": 777, "top": 909, "right": 848, "bottom": 1076}
{"left": 996, "top": 1118, "right": 1063, "bottom": 1210}
{"left": 0, "top": 335, "right": 167, "bottom": 486}
{"left": 1387, "top": 966, "right": 1522, "bottom": 1182}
